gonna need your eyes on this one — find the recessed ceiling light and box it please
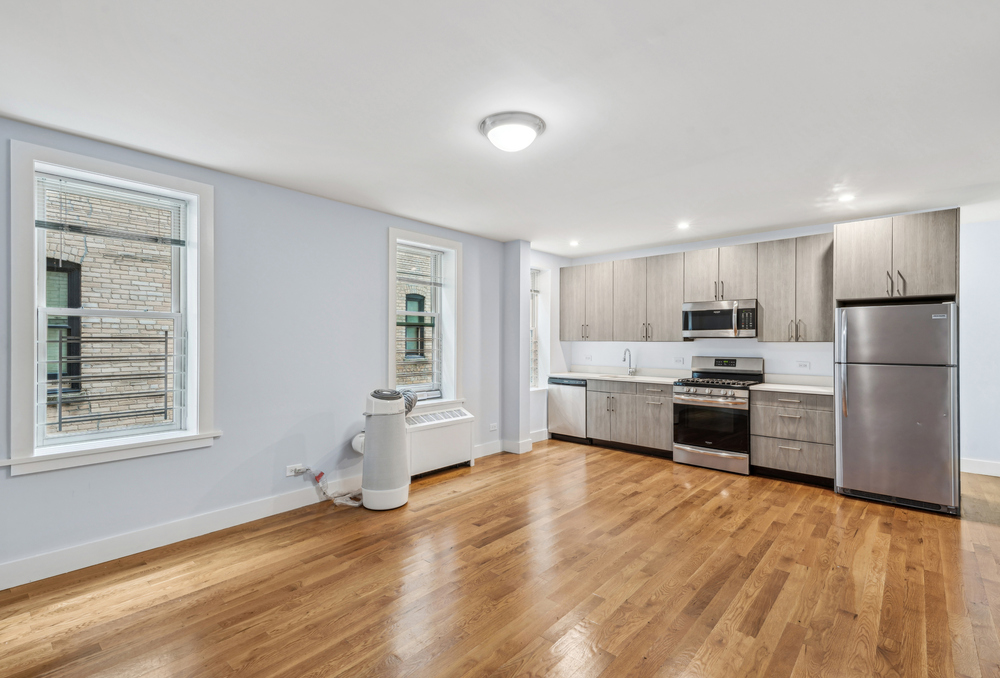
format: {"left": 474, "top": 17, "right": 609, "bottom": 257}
{"left": 839, "top": 194, "right": 855, "bottom": 202}
{"left": 479, "top": 112, "right": 546, "bottom": 152}
{"left": 677, "top": 222, "right": 690, "bottom": 230}
{"left": 570, "top": 240, "right": 579, "bottom": 247}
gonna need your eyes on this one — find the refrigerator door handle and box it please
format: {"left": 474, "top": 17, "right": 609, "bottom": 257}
{"left": 840, "top": 308, "right": 848, "bottom": 363}
{"left": 841, "top": 363, "right": 848, "bottom": 416}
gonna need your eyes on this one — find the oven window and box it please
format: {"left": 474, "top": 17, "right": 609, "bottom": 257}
{"left": 684, "top": 310, "right": 733, "bottom": 332}
{"left": 673, "top": 402, "right": 749, "bottom": 454}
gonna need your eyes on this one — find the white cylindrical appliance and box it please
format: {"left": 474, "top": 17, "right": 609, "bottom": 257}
{"left": 360, "top": 389, "right": 415, "bottom": 510}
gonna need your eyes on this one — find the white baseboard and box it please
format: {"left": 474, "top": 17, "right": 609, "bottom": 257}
{"left": 0, "top": 474, "right": 362, "bottom": 591}
{"left": 474, "top": 439, "right": 502, "bottom": 458}
{"left": 961, "top": 458, "right": 1000, "bottom": 477}
{"left": 502, "top": 438, "right": 533, "bottom": 454}
{"left": 531, "top": 428, "right": 549, "bottom": 443}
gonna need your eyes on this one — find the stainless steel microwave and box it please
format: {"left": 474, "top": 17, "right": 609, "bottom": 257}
{"left": 682, "top": 299, "right": 757, "bottom": 338}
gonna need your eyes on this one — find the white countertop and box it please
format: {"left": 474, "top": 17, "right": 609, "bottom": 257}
{"left": 750, "top": 383, "right": 834, "bottom": 396}
{"left": 549, "top": 372, "right": 681, "bottom": 385}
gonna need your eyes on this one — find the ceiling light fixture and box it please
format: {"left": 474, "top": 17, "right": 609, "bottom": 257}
{"left": 479, "top": 112, "right": 546, "bottom": 152}
{"left": 570, "top": 240, "right": 579, "bottom": 247}
{"left": 677, "top": 222, "right": 690, "bottom": 230}
{"left": 839, "top": 194, "right": 855, "bottom": 202}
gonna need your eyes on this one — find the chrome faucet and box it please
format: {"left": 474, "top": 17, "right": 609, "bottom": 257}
{"left": 623, "top": 348, "right": 635, "bottom": 376}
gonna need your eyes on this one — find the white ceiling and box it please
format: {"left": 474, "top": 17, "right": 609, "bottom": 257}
{"left": 3, "top": 1, "right": 999, "bottom": 257}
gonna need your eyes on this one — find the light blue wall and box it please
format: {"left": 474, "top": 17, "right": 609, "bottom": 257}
{"left": 0, "top": 117, "right": 503, "bottom": 566}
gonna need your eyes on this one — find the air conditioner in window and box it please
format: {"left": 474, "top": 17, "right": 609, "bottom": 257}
{"left": 405, "top": 406, "right": 475, "bottom": 475}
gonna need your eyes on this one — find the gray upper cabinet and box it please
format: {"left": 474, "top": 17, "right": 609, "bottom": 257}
{"left": 834, "top": 217, "right": 895, "bottom": 301}
{"left": 645, "top": 253, "right": 684, "bottom": 342}
{"left": 795, "top": 233, "right": 834, "bottom": 342}
{"left": 892, "top": 209, "right": 958, "bottom": 298}
{"left": 756, "top": 239, "right": 796, "bottom": 342}
{"left": 613, "top": 258, "right": 647, "bottom": 341}
{"left": 683, "top": 248, "right": 719, "bottom": 302}
{"left": 718, "top": 243, "right": 758, "bottom": 300}
{"left": 835, "top": 209, "right": 958, "bottom": 301}
{"left": 585, "top": 262, "right": 614, "bottom": 341}
{"left": 559, "top": 265, "right": 587, "bottom": 341}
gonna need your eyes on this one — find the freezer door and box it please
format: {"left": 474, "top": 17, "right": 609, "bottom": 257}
{"left": 836, "top": 363, "right": 958, "bottom": 507}
{"left": 837, "top": 303, "right": 957, "bottom": 366}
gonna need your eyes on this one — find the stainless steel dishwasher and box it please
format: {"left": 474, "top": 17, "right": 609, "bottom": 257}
{"left": 547, "top": 377, "right": 588, "bottom": 441}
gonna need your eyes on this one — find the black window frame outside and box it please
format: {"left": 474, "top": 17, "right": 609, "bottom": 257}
{"left": 404, "top": 293, "right": 426, "bottom": 359}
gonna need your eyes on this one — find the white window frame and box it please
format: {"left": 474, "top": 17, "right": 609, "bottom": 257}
{"left": 6, "top": 141, "right": 218, "bottom": 475}
{"left": 387, "top": 228, "right": 462, "bottom": 409}
{"left": 530, "top": 268, "right": 540, "bottom": 388}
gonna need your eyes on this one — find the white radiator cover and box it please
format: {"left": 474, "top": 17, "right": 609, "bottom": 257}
{"left": 406, "top": 407, "right": 475, "bottom": 475}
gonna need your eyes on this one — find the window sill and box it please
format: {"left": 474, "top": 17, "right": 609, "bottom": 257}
{"left": 530, "top": 386, "right": 548, "bottom": 392}
{"left": 412, "top": 398, "right": 466, "bottom": 412}
{"left": 3, "top": 430, "right": 223, "bottom": 476}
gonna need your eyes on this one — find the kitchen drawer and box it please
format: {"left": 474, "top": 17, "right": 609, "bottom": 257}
{"left": 751, "top": 405, "right": 835, "bottom": 444}
{"left": 751, "top": 390, "right": 833, "bottom": 411}
{"left": 587, "top": 380, "right": 638, "bottom": 394}
{"left": 752, "top": 435, "right": 835, "bottom": 479}
{"left": 637, "top": 383, "right": 673, "bottom": 397}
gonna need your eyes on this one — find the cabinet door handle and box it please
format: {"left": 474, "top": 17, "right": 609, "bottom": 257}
{"left": 897, "top": 270, "right": 904, "bottom": 296}
{"left": 606, "top": 396, "right": 610, "bottom": 412}
{"left": 886, "top": 270, "right": 893, "bottom": 297}
{"left": 714, "top": 281, "right": 718, "bottom": 300}
{"left": 642, "top": 322, "right": 647, "bottom": 340}
{"left": 788, "top": 319, "right": 794, "bottom": 342}
{"left": 778, "top": 446, "right": 802, "bottom": 451}
{"left": 720, "top": 280, "right": 724, "bottom": 300}
{"left": 778, "top": 414, "right": 802, "bottom": 419}
{"left": 646, "top": 388, "right": 662, "bottom": 392}
{"left": 611, "top": 396, "right": 615, "bottom": 412}
{"left": 777, "top": 398, "right": 801, "bottom": 403}
{"left": 582, "top": 324, "right": 585, "bottom": 339}
{"left": 647, "top": 323, "right": 652, "bottom": 340}
{"left": 797, "top": 319, "right": 803, "bottom": 341}
{"left": 646, "top": 401, "right": 662, "bottom": 405}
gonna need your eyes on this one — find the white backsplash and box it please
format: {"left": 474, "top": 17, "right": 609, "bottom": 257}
{"left": 568, "top": 338, "right": 835, "bottom": 377}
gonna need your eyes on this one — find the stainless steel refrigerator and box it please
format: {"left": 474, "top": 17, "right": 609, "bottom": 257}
{"left": 835, "top": 302, "right": 959, "bottom": 515}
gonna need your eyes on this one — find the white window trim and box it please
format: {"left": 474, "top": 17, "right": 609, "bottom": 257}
{"left": 387, "top": 227, "right": 462, "bottom": 409}
{"left": 6, "top": 141, "right": 219, "bottom": 475}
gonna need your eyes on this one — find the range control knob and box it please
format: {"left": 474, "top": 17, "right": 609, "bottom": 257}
{"left": 728, "top": 390, "right": 735, "bottom": 396}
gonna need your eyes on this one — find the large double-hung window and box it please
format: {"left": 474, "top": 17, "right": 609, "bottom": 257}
{"left": 388, "top": 229, "right": 461, "bottom": 405}
{"left": 9, "top": 142, "right": 216, "bottom": 475}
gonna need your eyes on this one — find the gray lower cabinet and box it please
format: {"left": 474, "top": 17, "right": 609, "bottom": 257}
{"left": 609, "top": 394, "right": 637, "bottom": 445}
{"left": 613, "top": 258, "right": 647, "bottom": 341}
{"left": 636, "top": 395, "right": 672, "bottom": 450}
{"left": 750, "top": 436, "right": 835, "bottom": 478}
{"left": 751, "top": 390, "right": 835, "bottom": 479}
{"left": 645, "top": 253, "right": 684, "bottom": 342}
{"left": 587, "top": 393, "right": 611, "bottom": 440}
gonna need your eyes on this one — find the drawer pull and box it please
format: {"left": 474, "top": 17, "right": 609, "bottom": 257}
{"left": 778, "top": 445, "right": 802, "bottom": 451}
{"left": 777, "top": 398, "right": 801, "bottom": 403}
{"left": 645, "top": 401, "right": 662, "bottom": 405}
{"left": 646, "top": 388, "right": 662, "bottom": 392}
{"left": 778, "top": 414, "right": 802, "bottom": 419}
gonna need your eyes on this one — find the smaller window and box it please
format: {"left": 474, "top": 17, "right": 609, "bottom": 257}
{"left": 530, "top": 268, "right": 540, "bottom": 388}
{"left": 46, "top": 258, "right": 82, "bottom": 391}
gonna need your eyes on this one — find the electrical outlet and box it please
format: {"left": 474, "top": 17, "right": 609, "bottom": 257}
{"left": 797, "top": 361, "right": 810, "bottom": 370}
{"left": 585, "top": 354, "right": 593, "bottom": 361}
{"left": 674, "top": 357, "right": 685, "bottom": 365}
{"left": 286, "top": 464, "right": 306, "bottom": 477}
{"left": 489, "top": 423, "right": 498, "bottom": 431}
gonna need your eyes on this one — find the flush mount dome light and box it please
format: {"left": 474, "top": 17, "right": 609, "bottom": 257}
{"left": 479, "top": 111, "right": 546, "bottom": 152}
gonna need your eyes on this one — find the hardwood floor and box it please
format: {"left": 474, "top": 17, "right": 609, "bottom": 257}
{"left": 3, "top": 439, "right": 1000, "bottom": 677}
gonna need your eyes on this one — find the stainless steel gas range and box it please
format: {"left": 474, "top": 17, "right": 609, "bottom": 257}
{"left": 672, "top": 356, "right": 764, "bottom": 475}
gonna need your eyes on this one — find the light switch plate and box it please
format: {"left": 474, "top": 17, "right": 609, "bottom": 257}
{"left": 674, "top": 357, "right": 684, "bottom": 365}
{"left": 585, "top": 355, "right": 593, "bottom": 361}
{"left": 797, "top": 361, "right": 810, "bottom": 370}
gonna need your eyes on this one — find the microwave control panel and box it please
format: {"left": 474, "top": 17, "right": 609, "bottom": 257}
{"left": 738, "top": 308, "right": 756, "bottom": 330}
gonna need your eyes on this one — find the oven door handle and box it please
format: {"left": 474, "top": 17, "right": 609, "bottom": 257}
{"left": 673, "top": 393, "right": 749, "bottom": 410}
{"left": 673, "top": 444, "right": 746, "bottom": 461}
